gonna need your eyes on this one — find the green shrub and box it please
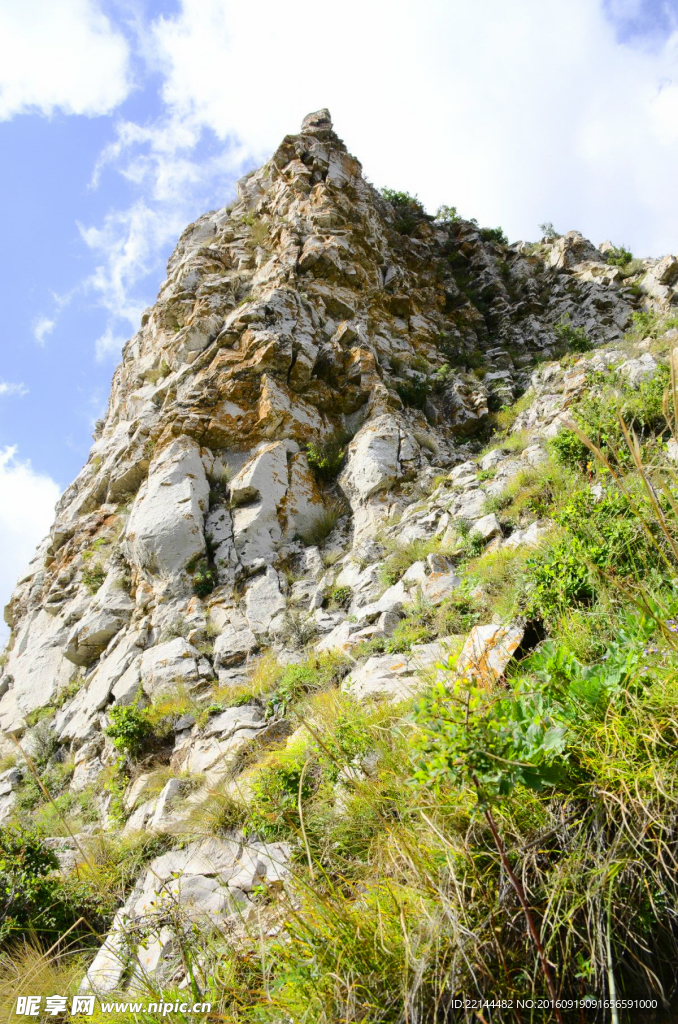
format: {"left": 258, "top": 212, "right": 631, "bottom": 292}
{"left": 246, "top": 739, "right": 314, "bottom": 840}
{"left": 412, "top": 676, "right": 567, "bottom": 802}
{"left": 479, "top": 225, "right": 508, "bottom": 245}
{"left": 435, "top": 204, "right": 459, "bottom": 222}
{"left": 558, "top": 361, "right": 670, "bottom": 469}
{"left": 604, "top": 245, "right": 633, "bottom": 267}
{"left": 81, "top": 562, "right": 106, "bottom": 594}
{"left": 384, "top": 618, "right": 434, "bottom": 653}
{"left": 628, "top": 309, "right": 678, "bottom": 340}
{"left": 395, "top": 375, "right": 428, "bottom": 409}
{"left": 329, "top": 586, "right": 352, "bottom": 610}
{"left": 0, "top": 825, "right": 103, "bottom": 946}
{"left": 539, "top": 221, "right": 560, "bottom": 239}
{"left": 306, "top": 434, "right": 347, "bottom": 481}
{"left": 266, "top": 652, "right": 350, "bottom": 717}
{"left": 105, "top": 699, "right": 154, "bottom": 758}
{"left": 192, "top": 560, "right": 218, "bottom": 598}
{"left": 380, "top": 188, "right": 426, "bottom": 234}
{"left": 525, "top": 536, "right": 596, "bottom": 619}
{"left": 553, "top": 314, "right": 592, "bottom": 353}
{"left": 548, "top": 429, "right": 590, "bottom": 470}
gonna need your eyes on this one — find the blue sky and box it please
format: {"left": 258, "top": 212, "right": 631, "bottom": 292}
{"left": 1, "top": 0, "right": 678, "bottom": 637}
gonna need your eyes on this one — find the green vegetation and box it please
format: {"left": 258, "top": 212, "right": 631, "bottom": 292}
{"left": 305, "top": 432, "right": 347, "bottom": 480}
{"left": 263, "top": 651, "right": 350, "bottom": 718}
{"left": 479, "top": 225, "right": 508, "bottom": 245}
{"left": 105, "top": 698, "right": 155, "bottom": 759}
{"left": 395, "top": 374, "right": 428, "bottom": 408}
{"left": 81, "top": 561, "right": 106, "bottom": 594}
{"left": 192, "top": 559, "right": 218, "bottom": 598}
{"left": 549, "top": 362, "right": 670, "bottom": 471}
{"left": 0, "top": 823, "right": 124, "bottom": 948}
{"left": 435, "top": 204, "right": 459, "bottom": 221}
{"left": 380, "top": 188, "right": 427, "bottom": 234}
{"left": 377, "top": 536, "right": 441, "bottom": 588}
{"left": 628, "top": 307, "right": 678, "bottom": 341}
{"left": 553, "top": 312, "right": 593, "bottom": 352}
{"left": 12, "top": 310, "right": 678, "bottom": 1018}
{"left": 604, "top": 244, "right": 633, "bottom": 267}
{"left": 539, "top": 220, "right": 560, "bottom": 238}
{"left": 326, "top": 585, "right": 352, "bottom": 610}
{"left": 298, "top": 498, "right": 349, "bottom": 546}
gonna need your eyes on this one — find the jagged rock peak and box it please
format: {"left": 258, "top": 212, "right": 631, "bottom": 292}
{"left": 300, "top": 107, "right": 334, "bottom": 133}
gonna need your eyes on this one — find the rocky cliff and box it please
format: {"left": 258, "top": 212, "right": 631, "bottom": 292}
{"left": 3, "top": 110, "right": 678, "bottom": 1011}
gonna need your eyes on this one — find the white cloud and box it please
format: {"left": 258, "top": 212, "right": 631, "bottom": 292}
{"left": 79, "top": 196, "right": 192, "bottom": 344}
{"left": 0, "top": 0, "right": 132, "bottom": 120}
{"left": 33, "top": 316, "right": 55, "bottom": 346}
{"left": 0, "top": 381, "right": 28, "bottom": 397}
{"left": 81, "top": 117, "right": 248, "bottom": 354}
{"left": 0, "top": 447, "right": 60, "bottom": 646}
{"left": 140, "top": 0, "right": 678, "bottom": 257}
{"left": 95, "top": 326, "right": 128, "bottom": 362}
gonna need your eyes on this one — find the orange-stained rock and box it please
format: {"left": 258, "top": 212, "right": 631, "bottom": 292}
{"left": 456, "top": 623, "right": 524, "bottom": 686}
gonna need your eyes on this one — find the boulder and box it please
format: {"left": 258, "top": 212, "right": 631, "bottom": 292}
{"left": 355, "top": 561, "right": 426, "bottom": 623}
{"left": 148, "top": 778, "right": 183, "bottom": 831}
{"left": 479, "top": 449, "right": 508, "bottom": 472}
{"left": 63, "top": 571, "right": 134, "bottom": 666}
{"left": 0, "top": 609, "right": 74, "bottom": 732}
{"left": 279, "top": 452, "right": 327, "bottom": 540}
{"left": 450, "top": 488, "right": 487, "bottom": 521}
{"left": 340, "top": 414, "right": 401, "bottom": 501}
{"left": 457, "top": 623, "right": 524, "bottom": 685}
{"left": 204, "top": 505, "right": 237, "bottom": 581}
{"left": 109, "top": 638, "right": 209, "bottom": 704}
{"left": 502, "top": 521, "right": 551, "bottom": 550}
{"left": 55, "top": 630, "right": 145, "bottom": 742}
{"left": 420, "top": 570, "right": 462, "bottom": 605}
{"left": 179, "top": 708, "right": 266, "bottom": 777}
{"left": 344, "top": 639, "right": 457, "bottom": 700}
{"left": 203, "top": 704, "right": 264, "bottom": 739}
{"left": 230, "top": 442, "right": 289, "bottom": 568}
{"left": 469, "top": 513, "right": 501, "bottom": 542}
{"left": 617, "top": 353, "right": 658, "bottom": 387}
{"left": 122, "top": 437, "right": 209, "bottom": 574}
{"left": 0, "top": 767, "right": 20, "bottom": 822}
{"left": 547, "top": 231, "right": 602, "bottom": 271}
{"left": 213, "top": 615, "right": 258, "bottom": 667}
{"left": 244, "top": 568, "right": 287, "bottom": 634}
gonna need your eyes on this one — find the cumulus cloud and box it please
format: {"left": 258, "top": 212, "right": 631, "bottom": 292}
{"left": 139, "top": 0, "right": 678, "bottom": 257}
{"left": 33, "top": 316, "right": 55, "bottom": 346}
{"left": 0, "top": 0, "right": 132, "bottom": 120}
{"left": 81, "top": 119, "right": 248, "bottom": 354}
{"left": 95, "top": 325, "right": 128, "bottom": 362}
{"left": 0, "top": 447, "right": 60, "bottom": 644}
{"left": 0, "top": 381, "right": 28, "bottom": 397}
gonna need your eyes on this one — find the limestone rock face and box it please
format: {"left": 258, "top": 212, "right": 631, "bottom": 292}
{"left": 2, "top": 107, "right": 677, "bottom": 990}
{"left": 82, "top": 837, "right": 289, "bottom": 994}
{"left": 122, "top": 436, "right": 209, "bottom": 574}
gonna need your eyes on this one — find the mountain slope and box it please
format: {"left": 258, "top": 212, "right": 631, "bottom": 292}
{"left": 2, "top": 110, "right": 678, "bottom": 1020}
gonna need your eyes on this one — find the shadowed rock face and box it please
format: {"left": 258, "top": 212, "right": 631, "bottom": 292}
{"left": 2, "top": 108, "right": 676, "bottom": 991}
